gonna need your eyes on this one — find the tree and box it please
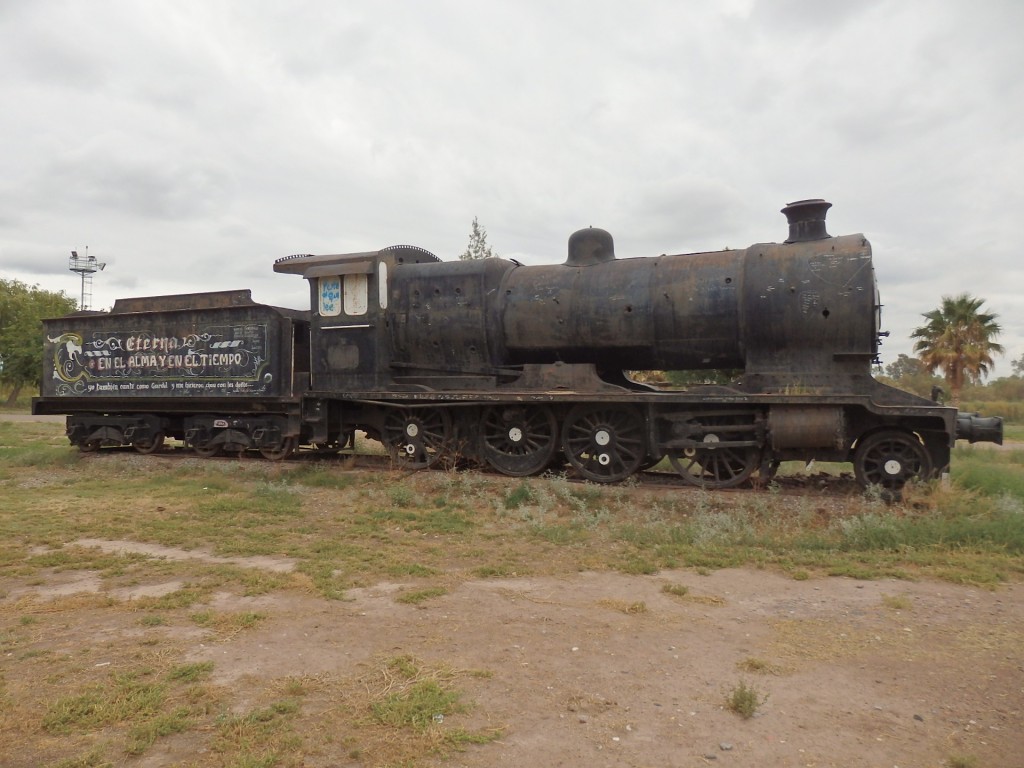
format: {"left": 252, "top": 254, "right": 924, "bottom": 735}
{"left": 0, "top": 279, "right": 78, "bottom": 404}
{"left": 1012, "top": 352, "right": 1024, "bottom": 378}
{"left": 459, "top": 217, "right": 498, "bottom": 260}
{"left": 910, "top": 293, "right": 1003, "bottom": 406}
{"left": 883, "top": 353, "right": 926, "bottom": 381}
{"left": 875, "top": 353, "right": 943, "bottom": 399}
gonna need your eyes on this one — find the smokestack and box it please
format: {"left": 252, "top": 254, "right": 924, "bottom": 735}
{"left": 782, "top": 199, "right": 832, "bottom": 243}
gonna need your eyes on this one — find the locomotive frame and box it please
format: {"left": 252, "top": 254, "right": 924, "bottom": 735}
{"left": 33, "top": 200, "right": 1003, "bottom": 492}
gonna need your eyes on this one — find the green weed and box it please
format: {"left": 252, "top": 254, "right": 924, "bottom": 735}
{"left": 42, "top": 671, "right": 166, "bottom": 734}
{"left": 503, "top": 481, "right": 535, "bottom": 510}
{"left": 396, "top": 587, "right": 448, "bottom": 605}
{"left": 725, "top": 679, "right": 768, "bottom": 719}
{"left": 372, "top": 679, "right": 463, "bottom": 729}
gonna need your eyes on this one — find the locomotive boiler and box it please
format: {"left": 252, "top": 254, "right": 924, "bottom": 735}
{"left": 35, "top": 199, "right": 1003, "bottom": 492}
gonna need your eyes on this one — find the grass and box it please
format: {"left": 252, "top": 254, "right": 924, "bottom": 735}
{"left": 396, "top": 586, "right": 449, "bottom": 605}
{"left": 725, "top": 679, "right": 768, "bottom": 719}
{"left": 1, "top": 419, "right": 1023, "bottom": 765}
{"left": 946, "top": 755, "right": 979, "bottom": 768}
{"left": 881, "top": 593, "right": 913, "bottom": 611}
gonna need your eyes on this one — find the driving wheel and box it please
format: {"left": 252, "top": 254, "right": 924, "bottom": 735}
{"left": 383, "top": 408, "right": 452, "bottom": 469}
{"left": 561, "top": 404, "right": 645, "bottom": 483}
{"left": 481, "top": 406, "right": 558, "bottom": 477}
{"left": 667, "top": 414, "right": 759, "bottom": 489}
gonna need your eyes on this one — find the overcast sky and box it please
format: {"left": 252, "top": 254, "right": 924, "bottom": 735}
{"left": 2, "top": 0, "right": 1021, "bottom": 371}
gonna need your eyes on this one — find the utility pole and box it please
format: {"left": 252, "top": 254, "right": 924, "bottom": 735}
{"left": 69, "top": 247, "right": 106, "bottom": 310}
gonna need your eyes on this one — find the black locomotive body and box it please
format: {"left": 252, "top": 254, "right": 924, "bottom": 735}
{"left": 33, "top": 200, "right": 1003, "bottom": 491}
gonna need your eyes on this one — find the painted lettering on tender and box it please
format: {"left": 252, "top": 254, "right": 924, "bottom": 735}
{"left": 45, "top": 325, "right": 272, "bottom": 397}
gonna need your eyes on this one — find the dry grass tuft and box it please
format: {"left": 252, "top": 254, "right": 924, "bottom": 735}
{"left": 596, "top": 598, "right": 648, "bottom": 614}
{"left": 736, "top": 656, "right": 787, "bottom": 676}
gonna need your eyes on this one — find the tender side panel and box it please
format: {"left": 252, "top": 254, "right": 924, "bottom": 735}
{"left": 39, "top": 302, "right": 297, "bottom": 401}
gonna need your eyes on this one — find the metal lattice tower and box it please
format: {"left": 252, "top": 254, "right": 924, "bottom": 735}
{"left": 69, "top": 247, "right": 106, "bottom": 310}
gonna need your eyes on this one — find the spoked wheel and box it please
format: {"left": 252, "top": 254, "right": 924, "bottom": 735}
{"left": 260, "top": 436, "right": 297, "bottom": 461}
{"left": 481, "top": 406, "right": 558, "bottom": 477}
{"left": 667, "top": 415, "right": 760, "bottom": 489}
{"left": 561, "top": 404, "right": 646, "bottom": 483}
{"left": 383, "top": 408, "right": 452, "bottom": 469}
{"left": 133, "top": 433, "right": 165, "bottom": 455}
{"left": 853, "top": 430, "right": 931, "bottom": 493}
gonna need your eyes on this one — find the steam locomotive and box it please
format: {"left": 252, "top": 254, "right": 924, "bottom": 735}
{"left": 33, "top": 199, "right": 1003, "bottom": 491}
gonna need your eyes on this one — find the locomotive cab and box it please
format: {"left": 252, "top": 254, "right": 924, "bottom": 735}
{"left": 275, "top": 246, "right": 443, "bottom": 392}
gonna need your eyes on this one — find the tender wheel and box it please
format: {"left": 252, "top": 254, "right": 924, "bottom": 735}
{"left": 853, "top": 430, "right": 931, "bottom": 492}
{"left": 260, "top": 436, "right": 297, "bottom": 461}
{"left": 481, "top": 406, "right": 558, "bottom": 477}
{"left": 192, "top": 440, "right": 221, "bottom": 458}
{"left": 78, "top": 440, "right": 100, "bottom": 453}
{"left": 383, "top": 408, "right": 452, "bottom": 469}
{"left": 561, "top": 404, "right": 645, "bottom": 483}
{"left": 133, "top": 433, "right": 165, "bottom": 455}
{"left": 667, "top": 415, "right": 759, "bottom": 489}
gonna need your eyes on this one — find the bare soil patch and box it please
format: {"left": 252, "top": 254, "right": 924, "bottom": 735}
{"left": 3, "top": 556, "right": 1021, "bottom": 767}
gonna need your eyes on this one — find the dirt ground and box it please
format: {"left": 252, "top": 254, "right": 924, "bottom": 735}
{"left": 2, "top": 413, "right": 1022, "bottom": 766}
{"left": 6, "top": 543, "right": 1023, "bottom": 768}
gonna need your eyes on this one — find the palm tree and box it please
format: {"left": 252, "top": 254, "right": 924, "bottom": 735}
{"left": 911, "top": 294, "right": 1003, "bottom": 406}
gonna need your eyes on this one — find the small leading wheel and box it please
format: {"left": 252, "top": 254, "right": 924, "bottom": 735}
{"left": 481, "top": 406, "right": 558, "bottom": 477}
{"left": 667, "top": 415, "right": 759, "bottom": 489}
{"left": 260, "top": 436, "right": 297, "bottom": 461}
{"left": 383, "top": 408, "right": 452, "bottom": 469}
{"left": 561, "top": 404, "right": 645, "bottom": 483}
{"left": 133, "top": 433, "right": 165, "bottom": 455}
{"left": 853, "top": 430, "right": 931, "bottom": 493}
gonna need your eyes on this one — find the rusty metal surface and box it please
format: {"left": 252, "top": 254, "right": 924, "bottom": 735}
{"left": 768, "top": 405, "right": 845, "bottom": 450}
{"left": 497, "top": 234, "right": 876, "bottom": 386}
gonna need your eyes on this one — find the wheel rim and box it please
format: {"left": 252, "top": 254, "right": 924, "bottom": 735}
{"left": 481, "top": 406, "right": 558, "bottom": 477}
{"left": 133, "top": 433, "right": 165, "bottom": 455}
{"left": 854, "top": 431, "right": 930, "bottom": 490}
{"left": 260, "top": 436, "right": 297, "bottom": 461}
{"left": 383, "top": 408, "right": 451, "bottom": 469}
{"left": 561, "top": 405, "right": 645, "bottom": 483}
{"left": 666, "top": 415, "right": 759, "bottom": 489}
